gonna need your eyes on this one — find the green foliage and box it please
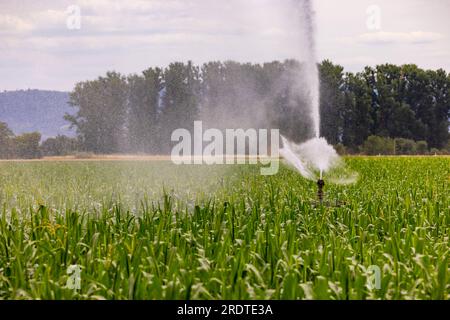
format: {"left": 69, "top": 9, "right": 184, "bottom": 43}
{"left": 12, "top": 132, "right": 42, "bottom": 159}
{"left": 361, "top": 136, "right": 437, "bottom": 155}
{"left": 394, "top": 138, "right": 417, "bottom": 155}
{"left": 334, "top": 143, "right": 346, "bottom": 156}
{"left": 0, "top": 158, "right": 448, "bottom": 300}
{"left": 264, "top": 60, "right": 313, "bottom": 143}
{"left": 64, "top": 61, "right": 449, "bottom": 154}
{"left": 160, "top": 62, "right": 201, "bottom": 154}
{"left": 444, "top": 140, "right": 450, "bottom": 154}
{"left": 41, "top": 135, "right": 79, "bottom": 157}
{"left": 2, "top": 61, "right": 449, "bottom": 159}
{"left": 0, "top": 122, "right": 14, "bottom": 159}
{"left": 416, "top": 141, "right": 428, "bottom": 155}
{"left": 319, "top": 60, "right": 345, "bottom": 145}
{"left": 362, "top": 136, "right": 395, "bottom": 155}
{"left": 430, "top": 148, "right": 442, "bottom": 155}
{"left": 342, "top": 72, "right": 373, "bottom": 148}
{"left": 66, "top": 72, "right": 128, "bottom": 154}
{"left": 0, "top": 123, "right": 43, "bottom": 159}
{"left": 127, "top": 67, "right": 164, "bottom": 153}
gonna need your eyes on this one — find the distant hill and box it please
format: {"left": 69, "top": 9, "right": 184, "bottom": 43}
{"left": 0, "top": 89, "right": 76, "bottom": 140}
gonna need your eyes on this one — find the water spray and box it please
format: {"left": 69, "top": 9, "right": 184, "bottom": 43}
{"left": 277, "top": 1, "right": 357, "bottom": 207}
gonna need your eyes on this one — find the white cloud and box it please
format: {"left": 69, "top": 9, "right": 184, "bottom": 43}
{"left": 77, "top": 0, "right": 193, "bottom": 15}
{"left": 338, "top": 31, "right": 444, "bottom": 46}
{"left": 356, "top": 31, "right": 444, "bottom": 44}
{"left": 31, "top": 9, "right": 67, "bottom": 26}
{"left": 0, "top": 14, "right": 33, "bottom": 34}
{"left": 0, "top": 0, "right": 449, "bottom": 91}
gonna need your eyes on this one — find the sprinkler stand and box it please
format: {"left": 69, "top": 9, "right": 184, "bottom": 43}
{"left": 317, "top": 179, "right": 325, "bottom": 204}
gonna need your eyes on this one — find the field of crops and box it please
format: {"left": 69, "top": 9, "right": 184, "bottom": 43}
{"left": 0, "top": 157, "right": 448, "bottom": 300}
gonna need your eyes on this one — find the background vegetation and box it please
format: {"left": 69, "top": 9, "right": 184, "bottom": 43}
{"left": 0, "top": 60, "right": 449, "bottom": 159}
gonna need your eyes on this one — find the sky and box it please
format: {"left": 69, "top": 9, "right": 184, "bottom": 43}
{"left": 0, "top": 0, "right": 449, "bottom": 91}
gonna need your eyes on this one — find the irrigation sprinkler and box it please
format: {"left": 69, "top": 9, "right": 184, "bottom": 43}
{"left": 314, "top": 178, "right": 346, "bottom": 207}
{"left": 314, "top": 170, "right": 346, "bottom": 208}
{"left": 317, "top": 178, "right": 325, "bottom": 204}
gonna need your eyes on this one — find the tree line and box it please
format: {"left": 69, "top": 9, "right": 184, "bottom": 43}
{"left": 0, "top": 60, "right": 449, "bottom": 159}
{"left": 0, "top": 123, "right": 42, "bottom": 159}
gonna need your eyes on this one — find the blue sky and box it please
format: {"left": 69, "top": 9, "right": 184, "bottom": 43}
{"left": 1, "top": 0, "right": 449, "bottom": 91}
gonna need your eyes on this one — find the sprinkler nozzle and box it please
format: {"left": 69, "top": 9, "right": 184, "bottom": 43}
{"left": 317, "top": 179, "right": 325, "bottom": 204}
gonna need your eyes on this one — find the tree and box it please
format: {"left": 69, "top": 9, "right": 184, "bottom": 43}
{"left": 334, "top": 143, "right": 347, "bottom": 156}
{"left": 394, "top": 138, "right": 417, "bottom": 155}
{"left": 66, "top": 72, "right": 128, "bottom": 154}
{"left": 41, "top": 135, "right": 79, "bottom": 156}
{"left": 127, "top": 67, "right": 164, "bottom": 153}
{"left": 160, "top": 62, "right": 201, "bottom": 153}
{"left": 374, "top": 64, "right": 402, "bottom": 137}
{"left": 425, "top": 69, "right": 450, "bottom": 148}
{"left": 319, "top": 60, "right": 345, "bottom": 145}
{"left": 342, "top": 72, "right": 373, "bottom": 150}
{"left": 58, "top": 60, "right": 449, "bottom": 154}
{"left": 0, "top": 122, "right": 14, "bottom": 159}
{"left": 270, "top": 60, "right": 314, "bottom": 143}
{"left": 362, "top": 135, "right": 395, "bottom": 155}
{"left": 201, "top": 61, "right": 273, "bottom": 131}
{"left": 13, "top": 132, "right": 41, "bottom": 159}
{"left": 416, "top": 141, "right": 428, "bottom": 155}
{"left": 355, "top": 64, "right": 448, "bottom": 149}
{"left": 397, "top": 64, "right": 429, "bottom": 142}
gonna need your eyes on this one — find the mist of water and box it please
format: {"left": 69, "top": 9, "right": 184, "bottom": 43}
{"left": 280, "top": 0, "right": 357, "bottom": 184}
{"left": 279, "top": 136, "right": 316, "bottom": 180}
{"left": 293, "top": 0, "right": 320, "bottom": 138}
{"left": 280, "top": 136, "right": 341, "bottom": 181}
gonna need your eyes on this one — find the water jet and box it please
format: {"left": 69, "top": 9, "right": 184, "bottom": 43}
{"left": 279, "top": 0, "right": 358, "bottom": 197}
